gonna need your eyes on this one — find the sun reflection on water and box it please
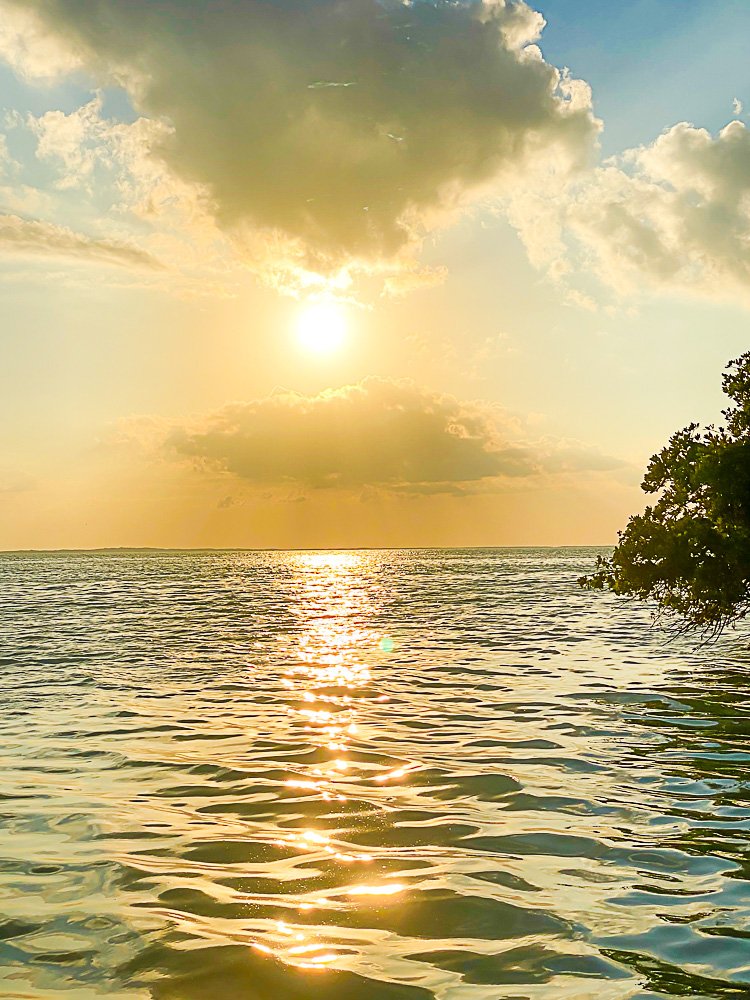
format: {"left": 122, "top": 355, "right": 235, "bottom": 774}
{"left": 250, "top": 551, "right": 416, "bottom": 971}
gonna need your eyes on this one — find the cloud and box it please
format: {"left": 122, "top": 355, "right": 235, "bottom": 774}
{"left": 0, "top": 213, "right": 161, "bottom": 269}
{"left": 23, "top": 95, "right": 195, "bottom": 220}
{"left": 163, "top": 377, "right": 621, "bottom": 495}
{"left": 11, "top": 0, "right": 749, "bottom": 314}
{"left": 520, "top": 119, "right": 750, "bottom": 307}
{"left": 1, "top": 99, "right": 235, "bottom": 292}
{"left": 574, "top": 121, "right": 750, "bottom": 302}
{"left": 1, "top": 0, "right": 599, "bottom": 286}
{"left": 0, "top": 134, "right": 11, "bottom": 174}
{"left": 0, "top": 3, "right": 79, "bottom": 80}
{"left": 28, "top": 95, "right": 112, "bottom": 192}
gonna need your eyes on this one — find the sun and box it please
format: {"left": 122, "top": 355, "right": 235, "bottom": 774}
{"left": 296, "top": 301, "right": 347, "bottom": 354}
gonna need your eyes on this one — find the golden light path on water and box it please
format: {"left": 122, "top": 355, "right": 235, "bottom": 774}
{"left": 1, "top": 548, "right": 750, "bottom": 999}
{"left": 266, "top": 552, "right": 409, "bottom": 971}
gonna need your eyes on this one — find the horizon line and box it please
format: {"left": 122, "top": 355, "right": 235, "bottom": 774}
{"left": 0, "top": 543, "right": 616, "bottom": 555}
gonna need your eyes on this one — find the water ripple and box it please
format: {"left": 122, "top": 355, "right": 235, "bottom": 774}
{"left": 0, "top": 548, "right": 749, "bottom": 998}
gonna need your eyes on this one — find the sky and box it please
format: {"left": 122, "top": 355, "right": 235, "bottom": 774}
{"left": 1, "top": 0, "right": 749, "bottom": 550}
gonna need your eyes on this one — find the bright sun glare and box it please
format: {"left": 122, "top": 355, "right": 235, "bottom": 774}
{"left": 297, "top": 301, "right": 347, "bottom": 354}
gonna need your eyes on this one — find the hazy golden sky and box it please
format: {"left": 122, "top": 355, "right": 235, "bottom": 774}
{"left": 1, "top": 0, "right": 750, "bottom": 549}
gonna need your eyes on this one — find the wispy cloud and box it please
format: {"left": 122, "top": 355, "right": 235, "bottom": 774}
{"left": 0, "top": 213, "right": 162, "bottom": 268}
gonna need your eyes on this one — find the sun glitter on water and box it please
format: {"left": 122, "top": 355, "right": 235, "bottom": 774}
{"left": 296, "top": 300, "right": 347, "bottom": 354}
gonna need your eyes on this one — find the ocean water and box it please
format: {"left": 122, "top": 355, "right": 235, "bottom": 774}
{"left": 1, "top": 547, "right": 750, "bottom": 1000}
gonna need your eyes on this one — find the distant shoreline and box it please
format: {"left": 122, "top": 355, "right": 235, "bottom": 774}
{"left": 0, "top": 544, "right": 616, "bottom": 555}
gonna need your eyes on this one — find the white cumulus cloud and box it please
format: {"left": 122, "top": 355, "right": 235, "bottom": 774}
{"left": 509, "top": 119, "right": 750, "bottom": 308}
{"left": 572, "top": 121, "right": 750, "bottom": 302}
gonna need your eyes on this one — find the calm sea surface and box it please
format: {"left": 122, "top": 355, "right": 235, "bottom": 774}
{"left": 1, "top": 548, "right": 750, "bottom": 999}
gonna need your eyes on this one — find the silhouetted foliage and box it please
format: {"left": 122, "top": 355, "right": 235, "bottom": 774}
{"left": 581, "top": 353, "right": 750, "bottom": 636}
